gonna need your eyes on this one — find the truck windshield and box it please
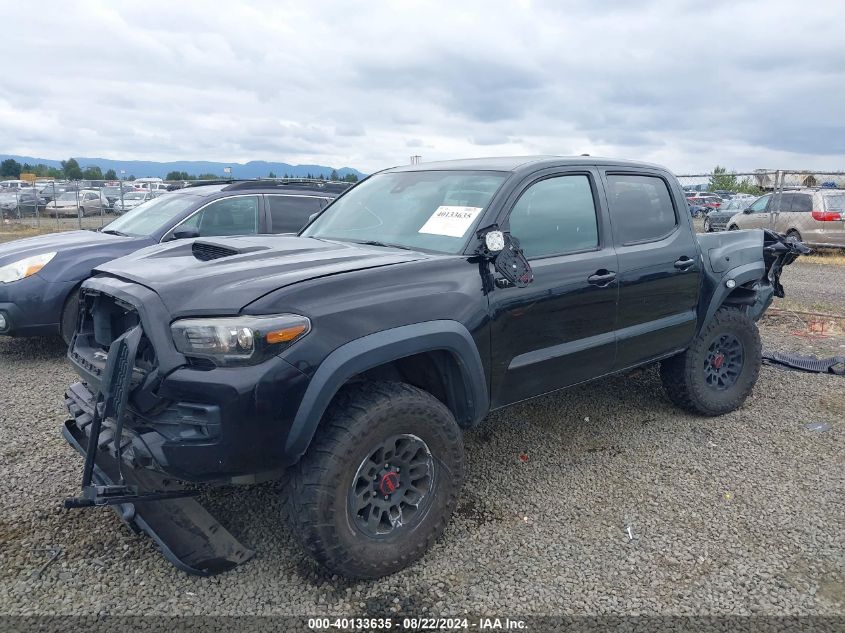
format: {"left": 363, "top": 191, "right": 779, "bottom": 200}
{"left": 302, "top": 170, "right": 508, "bottom": 253}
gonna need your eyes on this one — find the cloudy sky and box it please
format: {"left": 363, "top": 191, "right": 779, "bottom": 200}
{"left": 2, "top": 0, "right": 844, "bottom": 174}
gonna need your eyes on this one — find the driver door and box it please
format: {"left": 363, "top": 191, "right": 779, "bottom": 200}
{"left": 487, "top": 170, "right": 618, "bottom": 408}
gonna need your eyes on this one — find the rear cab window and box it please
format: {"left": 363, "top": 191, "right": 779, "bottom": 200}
{"left": 606, "top": 174, "right": 678, "bottom": 244}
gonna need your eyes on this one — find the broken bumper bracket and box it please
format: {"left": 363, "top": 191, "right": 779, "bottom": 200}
{"left": 63, "top": 325, "right": 254, "bottom": 576}
{"left": 63, "top": 417, "right": 255, "bottom": 576}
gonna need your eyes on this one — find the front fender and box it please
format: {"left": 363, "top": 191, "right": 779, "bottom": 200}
{"left": 284, "top": 320, "right": 488, "bottom": 460}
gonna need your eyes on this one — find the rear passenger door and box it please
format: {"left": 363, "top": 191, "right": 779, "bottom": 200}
{"left": 489, "top": 169, "right": 618, "bottom": 407}
{"left": 602, "top": 171, "right": 700, "bottom": 369}
{"left": 265, "top": 194, "right": 329, "bottom": 234}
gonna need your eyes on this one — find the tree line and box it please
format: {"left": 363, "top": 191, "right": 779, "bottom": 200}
{"left": 165, "top": 169, "right": 359, "bottom": 182}
{"left": 1, "top": 158, "right": 124, "bottom": 181}
{"left": 1, "top": 157, "right": 360, "bottom": 184}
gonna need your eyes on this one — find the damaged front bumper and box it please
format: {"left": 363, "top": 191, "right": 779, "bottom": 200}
{"left": 62, "top": 324, "right": 254, "bottom": 576}
{"left": 63, "top": 382, "right": 254, "bottom": 575}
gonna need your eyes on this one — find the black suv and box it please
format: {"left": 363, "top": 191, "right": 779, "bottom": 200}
{"left": 61, "top": 157, "right": 804, "bottom": 578}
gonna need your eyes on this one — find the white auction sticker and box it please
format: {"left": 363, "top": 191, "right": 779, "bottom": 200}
{"left": 418, "top": 206, "right": 483, "bottom": 238}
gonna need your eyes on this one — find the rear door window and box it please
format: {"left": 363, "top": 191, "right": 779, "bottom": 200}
{"left": 772, "top": 193, "right": 794, "bottom": 213}
{"left": 791, "top": 194, "right": 813, "bottom": 212}
{"left": 267, "top": 195, "right": 327, "bottom": 233}
{"left": 606, "top": 174, "right": 677, "bottom": 244}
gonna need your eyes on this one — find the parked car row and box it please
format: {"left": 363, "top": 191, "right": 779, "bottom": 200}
{"left": 698, "top": 188, "right": 845, "bottom": 247}
{"left": 0, "top": 181, "right": 172, "bottom": 219}
{"left": 0, "top": 180, "right": 347, "bottom": 341}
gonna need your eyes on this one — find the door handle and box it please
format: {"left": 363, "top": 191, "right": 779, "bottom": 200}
{"left": 674, "top": 256, "right": 695, "bottom": 270}
{"left": 587, "top": 270, "right": 617, "bottom": 286}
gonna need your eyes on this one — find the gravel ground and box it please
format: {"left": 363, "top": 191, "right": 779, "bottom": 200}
{"left": 0, "top": 269, "right": 842, "bottom": 619}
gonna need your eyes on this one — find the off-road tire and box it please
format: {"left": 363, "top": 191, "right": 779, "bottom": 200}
{"left": 660, "top": 307, "right": 761, "bottom": 416}
{"left": 60, "top": 289, "right": 80, "bottom": 346}
{"left": 282, "top": 381, "right": 465, "bottom": 579}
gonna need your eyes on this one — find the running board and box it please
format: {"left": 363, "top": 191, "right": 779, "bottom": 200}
{"left": 762, "top": 351, "right": 845, "bottom": 376}
{"left": 63, "top": 419, "right": 255, "bottom": 576}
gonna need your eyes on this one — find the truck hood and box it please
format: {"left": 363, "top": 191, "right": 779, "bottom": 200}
{"left": 94, "top": 236, "right": 430, "bottom": 315}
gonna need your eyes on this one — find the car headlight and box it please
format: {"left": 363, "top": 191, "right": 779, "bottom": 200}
{"left": 171, "top": 314, "right": 310, "bottom": 367}
{"left": 0, "top": 252, "right": 57, "bottom": 284}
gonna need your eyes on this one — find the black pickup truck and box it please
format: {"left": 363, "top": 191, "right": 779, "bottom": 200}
{"left": 62, "top": 157, "right": 805, "bottom": 578}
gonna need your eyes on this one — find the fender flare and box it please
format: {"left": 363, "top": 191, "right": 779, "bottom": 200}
{"left": 699, "top": 261, "right": 766, "bottom": 332}
{"left": 284, "top": 320, "right": 489, "bottom": 459}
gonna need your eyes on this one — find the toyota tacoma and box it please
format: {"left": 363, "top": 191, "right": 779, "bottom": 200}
{"left": 61, "top": 157, "right": 806, "bottom": 578}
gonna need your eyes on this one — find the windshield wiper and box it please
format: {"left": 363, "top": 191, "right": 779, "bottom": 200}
{"left": 355, "top": 240, "right": 414, "bottom": 251}
{"left": 101, "top": 229, "right": 128, "bottom": 236}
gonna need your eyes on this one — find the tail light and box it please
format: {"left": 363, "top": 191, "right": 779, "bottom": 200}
{"left": 811, "top": 210, "right": 842, "bottom": 221}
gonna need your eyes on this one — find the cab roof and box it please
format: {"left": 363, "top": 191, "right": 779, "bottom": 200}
{"left": 385, "top": 155, "right": 667, "bottom": 174}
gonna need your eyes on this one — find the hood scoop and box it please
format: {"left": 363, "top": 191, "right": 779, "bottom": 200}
{"left": 192, "top": 241, "right": 245, "bottom": 261}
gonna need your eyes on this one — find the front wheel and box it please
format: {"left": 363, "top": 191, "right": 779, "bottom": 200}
{"left": 703, "top": 218, "right": 712, "bottom": 232}
{"left": 283, "top": 381, "right": 465, "bottom": 579}
{"left": 728, "top": 224, "right": 739, "bottom": 231}
{"left": 660, "top": 307, "right": 762, "bottom": 416}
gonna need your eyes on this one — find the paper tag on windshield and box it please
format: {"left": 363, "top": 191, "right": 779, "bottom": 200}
{"left": 418, "top": 206, "right": 483, "bottom": 238}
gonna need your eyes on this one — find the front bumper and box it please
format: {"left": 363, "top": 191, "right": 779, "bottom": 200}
{"left": 0, "top": 274, "right": 68, "bottom": 337}
{"left": 67, "top": 280, "right": 312, "bottom": 482}
{"left": 65, "top": 354, "right": 311, "bottom": 483}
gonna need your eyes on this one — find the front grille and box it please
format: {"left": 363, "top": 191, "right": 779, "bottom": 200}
{"left": 192, "top": 241, "right": 239, "bottom": 261}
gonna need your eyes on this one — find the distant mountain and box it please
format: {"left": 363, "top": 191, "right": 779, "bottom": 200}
{"left": 0, "top": 154, "right": 367, "bottom": 180}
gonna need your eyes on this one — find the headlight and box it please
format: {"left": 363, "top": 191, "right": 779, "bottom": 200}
{"left": 0, "top": 252, "right": 57, "bottom": 284}
{"left": 171, "top": 314, "right": 310, "bottom": 367}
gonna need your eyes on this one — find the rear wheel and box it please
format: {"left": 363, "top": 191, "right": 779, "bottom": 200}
{"left": 703, "top": 217, "right": 712, "bottom": 232}
{"left": 283, "top": 381, "right": 465, "bottom": 578}
{"left": 660, "top": 307, "right": 761, "bottom": 416}
{"left": 786, "top": 229, "right": 802, "bottom": 243}
{"left": 728, "top": 224, "right": 739, "bottom": 231}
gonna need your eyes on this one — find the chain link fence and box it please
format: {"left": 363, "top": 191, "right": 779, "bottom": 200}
{"left": 0, "top": 180, "right": 144, "bottom": 233}
{"left": 676, "top": 170, "right": 845, "bottom": 249}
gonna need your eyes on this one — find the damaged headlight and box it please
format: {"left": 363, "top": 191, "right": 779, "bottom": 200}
{"left": 171, "top": 314, "right": 310, "bottom": 367}
{"left": 0, "top": 252, "right": 57, "bottom": 283}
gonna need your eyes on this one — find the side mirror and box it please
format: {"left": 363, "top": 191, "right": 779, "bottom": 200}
{"left": 476, "top": 226, "right": 533, "bottom": 288}
{"left": 743, "top": 208, "right": 753, "bottom": 214}
{"left": 170, "top": 227, "right": 200, "bottom": 240}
